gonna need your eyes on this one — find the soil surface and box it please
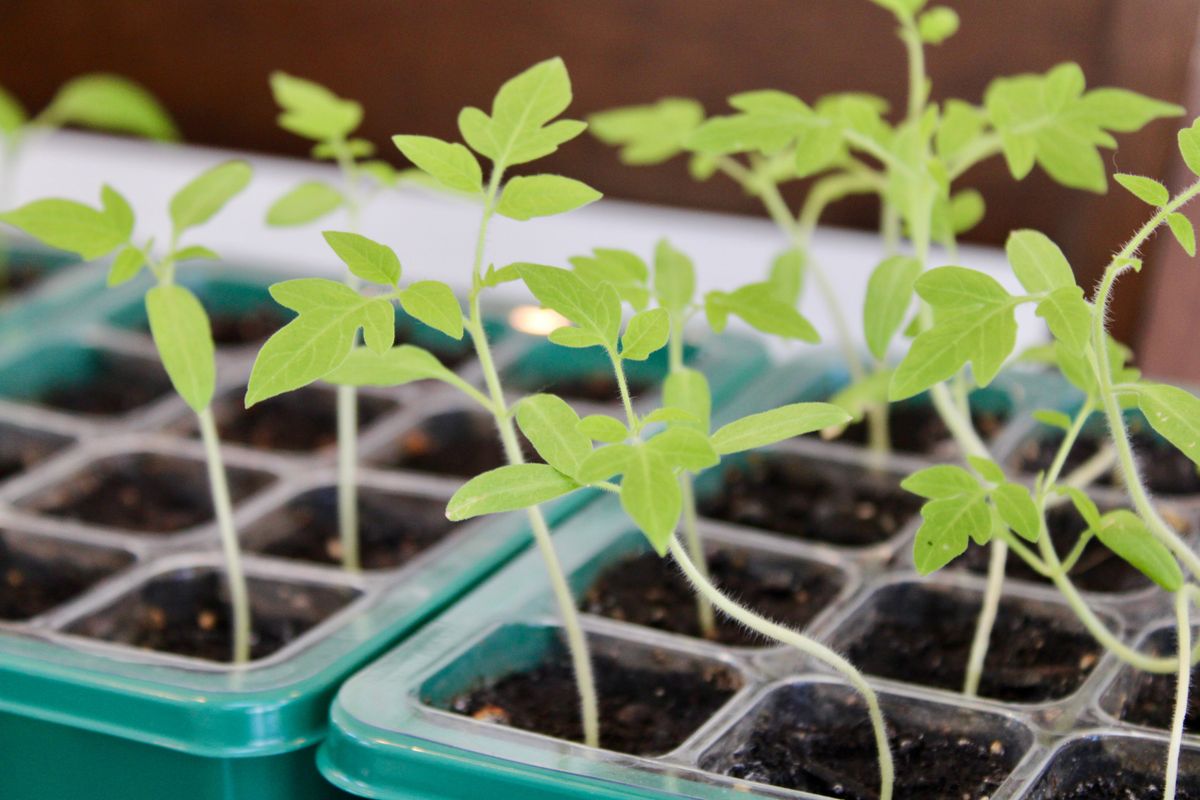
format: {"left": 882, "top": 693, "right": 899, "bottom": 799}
{"left": 0, "top": 426, "right": 69, "bottom": 483}
{"left": 817, "top": 402, "right": 1008, "bottom": 455}
{"left": 1115, "top": 628, "right": 1200, "bottom": 733}
{"left": 0, "top": 261, "right": 49, "bottom": 298}
{"left": 66, "top": 569, "right": 358, "bottom": 662}
{"left": 840, "top": 583, "right": 1101, "bottom": 702}
{"left": 583, "top": 547, "right": 843, "bottom": 646}
{"left": 201, "top": 386, "right": 394, "bottom": 453}
{"left": 1016, "top": 424, "right": 1200, "bottom": 496}
{"left": 1027, "top": 739, "right": 1200, "bottom": 799}
{"left": 704, "top": 686, "right": 1021, "bottom": 800}
{"left": 39, "top": 352, "right": 171, "bottom": 417}
{"left": 0, "top": 532, "right": 131, "bottom": 620}
{"left": 444, "top": 644, "right": 741, "bottom": 755}
{"left": 699, "top": 452, "right": 919, "bottom": 547}
{"left": 247, "top": 486, "right": 458, "bottom": 569}
{"left": 24, "top": 453, "right": 271, "bottom": 534}
{"left": 380, "top": 410, "right": 539, "bottom": 477}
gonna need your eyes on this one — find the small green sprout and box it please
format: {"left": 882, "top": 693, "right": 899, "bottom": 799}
{"left": 0, "top": 161, "right": 255, "bottom": 663}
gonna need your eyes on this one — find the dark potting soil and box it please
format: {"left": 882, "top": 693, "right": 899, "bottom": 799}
{"left": 537, "top": 371, "right": 656, "bottom": 404}
{"left": 201, "top": 386, "right": 394, "bottom": 453}
{"left": 0, "top": 426, "right": 70, "bottom": 483}
{"left": 840, "top": 583, "right": 1101, "bottom": 702}
{"left": 0, "top": 531, "right": 132, "bottom": 620}
{"left": 23, "top": 453, "right": 272, "bottom": 534}
{"left": 380, "top": 410, "right": 539, "bottom": 478}
{"left": 1114, "top": 628, "right": 1200, "bottom": 734}
{"left": 703, "top": 686, "right": 1022, "bottom": 800}
{"left": 699, "top": 452, "right": 919, "bottom": 547}
{"left": 444, "top": 645, "right": 742, "bottom": 755}
{"left": 246, "top": 486, "right": 459, "bottom": 569}
{"left": 39, "top": 352, "right": 171, "bottom": 417}
{"left": 65, "top": 569, "right": 360, "bottom": 662}
{"left": 583, "top": 547, "right": 843, "bottom": 646}
{"left": 817, "top": 402, "right": 1008, "bottom": 455}
{"left": 0, "top": 261, "right": 48, "bottom": 297}
{"left": 1017, "top": 424, "right": 1200, "bottom": 496}
{"left": 1027, "top": 738, "right": 1200, "bottom": 799}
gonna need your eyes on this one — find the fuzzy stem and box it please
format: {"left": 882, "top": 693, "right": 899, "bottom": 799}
{"left": 336, "top": 384, "right": 360, "bottom": 572}
{"left": 198, "top": 408, "right": 250, "bottom": 664}
{"left": 469, "top": 165, "right": 599, "bottom": 748}
{"left": 668, "top": 536, "right": 894, "bottom": 800}
{"left": 963, "top": 539, "right": 1007, "bottom": 697}
{"left": 1166, "top": 587, "right": 1196, "bottom": 800}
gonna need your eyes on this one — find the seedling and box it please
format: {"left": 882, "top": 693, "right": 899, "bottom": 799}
{"left": 0, "top": 161, "right": 256, "bottom": 663}
{"left": 262, "top": 73, "right": 403, "bottom": 573}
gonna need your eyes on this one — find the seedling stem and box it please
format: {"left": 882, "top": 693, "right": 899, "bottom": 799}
{"left": 199, "top": 407, "right": 251, "bottom": 662}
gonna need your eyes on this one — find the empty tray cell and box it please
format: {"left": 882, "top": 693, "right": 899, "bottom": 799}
{"left": 1024, "top": 734, "right": 1200, "bottom": 799}
{"left": 0, "top": 343, "right": 171, "bottom": 418}
{"left": 832, "top": 581, "right": 1105, "bottom": 703}
{"left": 64, "top": 564, "right": 361, "bottom": 663}
{"left": 0, "top": 528, "right": 133, "bottom": 620}
{"left": 700, "top": 681, "right": 1032, "bottom": 800}
{"left": 1102, "top": 625, "right": 1200, "bottom": 734}
{"left": 698, "top": 451, "right": 920, "bottom": 548}
{"left": 243, "top": 484, "right": 460, "bottom": 570}
{"left": 17, "top": 451, "right": 273, "bottom": 535}
{"left": 373, "top": 409, "right": 538, "bottom": 478}
{"left": 420, "top": 623, "right": 743, "bottom": 756}
{"left": 0, "top": 420, "right": 72, "bottom": 482}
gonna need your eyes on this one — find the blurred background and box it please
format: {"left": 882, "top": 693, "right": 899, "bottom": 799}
{"left": 2, "top": 0, "right": 1200, "bottom": 376}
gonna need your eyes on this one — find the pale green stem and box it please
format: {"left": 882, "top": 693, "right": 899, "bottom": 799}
{"left": 468, "top": 165, "right": 599, "bottom": 748}
{"left": 198, "top": 408, "right": 250, "bottom": 664}
{"left": 963, "top": 538, "right": 1007, "bottom": 697}
{"left": 1166, "top": 587, "right": 1197, "bottom": 800}
{"left": 336, "top": 384, "right": 360, "bottom": 572}
{"left": 669, "top": 537, "right": 894, "bottom": 800}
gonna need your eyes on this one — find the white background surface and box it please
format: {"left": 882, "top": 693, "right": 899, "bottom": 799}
{"left": 11, "top": 130, "right": 1042, "bottom": 357}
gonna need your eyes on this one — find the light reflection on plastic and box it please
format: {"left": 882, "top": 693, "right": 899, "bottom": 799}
{"left": 508, "top": 305, "right": 569, "bottom": 336}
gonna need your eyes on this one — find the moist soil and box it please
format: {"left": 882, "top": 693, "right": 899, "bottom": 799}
{"left": 381, "top": 411, "right": 538, "bottom": 478}
{"left": 1115, "top": 628, "right": 1200, "bottom": 733}
{"left": 841, "top": 585, "right": 1101, "bottom": 702}
{"left": 699, "top": 452, "right": 919, "bottom": 547}
{"left": 0, "top": 533, "right": 131, "bottom": 620}
{"left": 0, "top": 429, "right": 68, "bottom": 482}
{"left": 247, "top": 487, "right": 458, "bottom": 569}
{"left": 535, "top": 371, "right": 656, "bottom": 404}
{"left": 203, "top": 387, "right": 393, "bottom": 453}
{"left": 444, "top": 646, "right": 741, "bottom": 755}
{"left": 40, "top": 353, "right": 171, "bottom": 416}
{"left": 1017, "top": 425, "right": 1200, "bottom": 496}
{"left": 704, "top": 689, "right": 1019, "bottom": 800}
{"left": 1039, "top": 775, "right": 1200, "bottom": 800}
{"left": 1029, "top": 739, "right": 1200, "bottom": 799}
{"left": 817, "top": 402, "right": 1008, "bottom": 455}
{"left": 25, "top": 454, "right": 270, "bottom": 534}
{"left": 66, "top": 570, "right": 357, "bottom": 662}
{"left": 583, "top": 547, "right": 843, "bottom": 646}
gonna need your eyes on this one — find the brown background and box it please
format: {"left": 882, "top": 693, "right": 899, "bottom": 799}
{"left": 3, "top": 1, "right": 1199, "bottom": 375}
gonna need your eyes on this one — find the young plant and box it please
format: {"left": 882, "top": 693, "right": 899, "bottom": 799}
{"left": 262, "top": 73, "right": 402, "bottom": 573}
{"left": 0, "top": 161, "right": 256, "bottom": 662}
{"left": 244, "top": 58, "right": 606, "bottom": 745}
{"left": 445, "top": 262, "right": 894, "bottom": 798}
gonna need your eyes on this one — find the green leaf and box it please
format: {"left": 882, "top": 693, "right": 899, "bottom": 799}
{"left": 620, "top": 447, "right": 682, "bottom": 554}
{"left": 398, "top": 281, "right": 464, "bottom": 339}
{"left": 588, "top": 98, "right": 705, "bottom": 165}
{"left": 1114, "top": 173, "right": 1169, "bottom": 207}
{"left": 646, "top": 427, "right": 718, "bottom": 472}
{"left": 663, "top": 368, "right": 711, "bottom": 433}
{"left": 827, "top": 369, "right": 891, "bottom": 424}
{"left": 902, "top": 465, "right": 980, "bottom": 498}
{"left": 1057, "top": 486, "right": 1102, "bottom": 530}
{"left": 42, "top": 74, "right": 178, "bottom": 140}
{"left": 270, "top": 71, "right": 362, "bottom": 141}
{"left": 497, "top": 174, "right": 601, "bottom": 221}
{"left": 313, "top": 139, "right": 375, "bottom": 160}
{"left": 361, "top": 298, "right": 395, "bottom": 354}
{"left": 1006, "top": 229, "right": 1075, "bottom": 294}
{"left": 621, "top": 308, "right": 670, "bottom": 361}
{"left": 516, "top": 394, "right": 592, "bottom": 478}
{"left": 0, "top": 195, "right": 129, "bottom": 259}
{"left": 643, "top": 407, "right": 698, "bottom": 426}
{"left": 707, "top": 284, "right": 820, "bottom": 342}
{"left": 266, "top": 181, "right": 345, "bottom": 226}
{"left": 653, "top": 239, "right": 695, "bottom": 313}
{"left": 577, "top": 415, "right": 629, "bottom": 444}
{"left": 711, "top": 403, "right": 850, "bottom": 455}
{"left": 169, "top": 160, "right": 252, "bottom": 234}
{"left": 1032, "top": 409, "right": 1073, "bottom": 431}
{"left": 548, "top": 327, "right": 606, "bottom": 349}
{"left": 768, "top": 248, "right": 806, "bottom": 306}
{"left": 1135, "top": 383, "right": 1200, "bottom": 466}
{"left": 392, "top": 134, "right": 483, "bottom": 194}
{"left": 569, "top": 248, "right": 650, "bottom": 310}
{"left": 1079, "top": 89, "right": 1184, "bottom": 133}
{"left": 576, "top": 443, "right": 636, "bottom": 484}
{"left": 913, "top": 494, "right": 990, "bottom": 574}
{"left": 517, "top": 264, "right": 621, "bottom": 347}
{"left": 1036, "top": 285, "right": 1092, "bottom": 352}
{"left": 937, "top": 100, "right": 985, "bottom": 162}
{"left": 917, "top": 6, "right": 959, "bottom": 44}
{"left": 685, "top": 92, "right": 820, "bottom": 155}
{"left": 145, "top": 285, "right": 215, "bottom": 413}
{"left": 0, "top": 86, "right": 27, "bottom": 135}
{"left": 101, "top": 184, "right": 135, "bottom": 240}
{"left": 993, "top": 482, "right": 1040, "bottom": 542}
{"left": 1168, "top": 212, "right": 1196, "bottom": 257}
{"left": 322, "top": 231, "right": 401, "bottom": 286}
{"left": 950, "top": 189, "right": 986, "bottom": 235}
{"left": 864, "top": 255, "right": 921, "bottom": 359}
{"left": 322, "top": 345, "right": 473, "bottom": 397}
{"left": 792, "top": 124, "right": 844, "bottom": 178}
{"left": 446, "top": 464, "right": 579, "bottom": 521}
{"left": 916, "top": 266, "right": 1011, "bottom": 310}
{"left": 1094, "top": 510, "right": 1183, "bottom": 591}
{"left": 107, "top": 245, "right": 146, "bottom": 286}
{"left": 968, "top": 455, "right": 1007, "bottom": 484}
{"left": 1181, "top": 118, "right": 1200, "bottom": 177}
